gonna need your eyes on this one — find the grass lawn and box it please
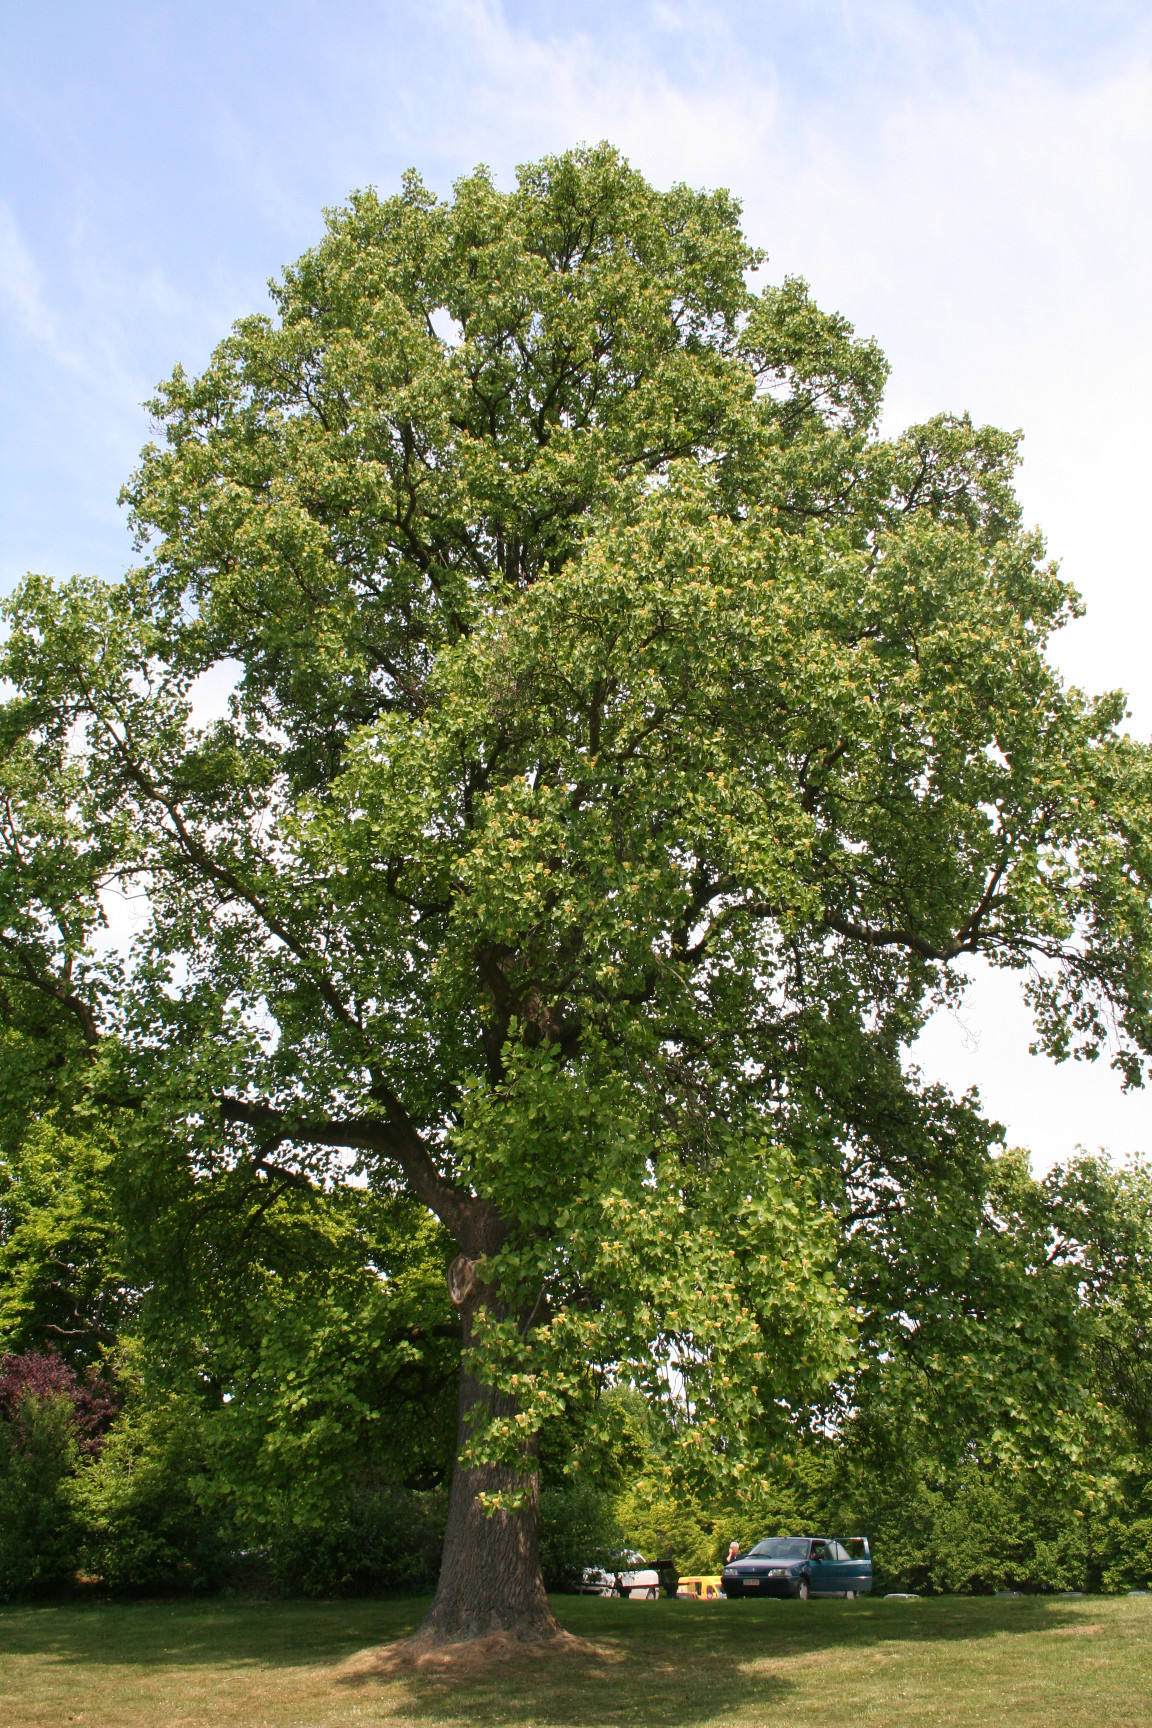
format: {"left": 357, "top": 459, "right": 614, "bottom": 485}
{"left": 0, "top": 1592, "right": 1147, "bottom": 1728}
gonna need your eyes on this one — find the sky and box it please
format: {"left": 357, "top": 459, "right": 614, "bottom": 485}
{"left": 2, "top": 0, "right": 1150, "bottom": 1171}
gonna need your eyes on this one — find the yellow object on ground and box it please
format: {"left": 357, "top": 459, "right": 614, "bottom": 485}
{"left": 677, "top": 1575, "right": 723, "bottom": 1600}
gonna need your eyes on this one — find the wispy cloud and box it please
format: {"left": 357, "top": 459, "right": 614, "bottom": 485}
{"left": 0, "top": 199, "right": 57, "bottom": 349}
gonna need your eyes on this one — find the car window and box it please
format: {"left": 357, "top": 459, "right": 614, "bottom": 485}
{"left": 810, "top": 1541, "right": 830, "bottom": 1561}
{"left": 747, "top": 1539, "right": 809, "bottom": 1560}
{"left": 829, "top": 1541, "right": 849, "bottom": 1562}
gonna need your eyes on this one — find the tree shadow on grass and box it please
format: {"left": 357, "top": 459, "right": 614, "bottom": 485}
{"left": 0, "top": 1596, "right": 426, "bottom": 1670}
{"left": 350, "top": 1639, "right": 798, "bottom": 1728}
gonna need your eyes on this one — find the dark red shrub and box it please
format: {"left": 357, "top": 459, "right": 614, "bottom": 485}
{"left": 0, "top": 1351, "right": 116, "bottom": 1454}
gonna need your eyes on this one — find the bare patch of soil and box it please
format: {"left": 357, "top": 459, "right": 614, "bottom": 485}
{"left": 339, "top": 1625, "right": 620, "bottom": 1680}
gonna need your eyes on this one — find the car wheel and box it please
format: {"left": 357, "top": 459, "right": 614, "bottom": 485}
{"left": 797, "top": 1580, "right": 810, "bottom": 1601}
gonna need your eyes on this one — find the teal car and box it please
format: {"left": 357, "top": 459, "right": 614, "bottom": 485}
{"left": 722, "top": 1537, "right": 872, "bottom": 1600}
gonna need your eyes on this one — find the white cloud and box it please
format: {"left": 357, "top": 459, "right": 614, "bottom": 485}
{"left": 912, "top": 960, "right": 1149, "bottom": 1169}
{"left": 0, "top": 199, "right": 57, "bottom": 348}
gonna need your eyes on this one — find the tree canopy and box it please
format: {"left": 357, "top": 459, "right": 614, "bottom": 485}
{"left": 3, "top": 143, "right": 1151, "bottom": 1638}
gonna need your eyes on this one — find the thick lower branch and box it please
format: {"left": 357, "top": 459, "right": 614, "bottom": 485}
{"left": 218, "top": 1094, "right": 497, "bottom": 1256}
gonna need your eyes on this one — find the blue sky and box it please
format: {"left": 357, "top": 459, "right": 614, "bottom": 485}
{"left": 3, "top": 0, "right": 1151, "bottom": 1167}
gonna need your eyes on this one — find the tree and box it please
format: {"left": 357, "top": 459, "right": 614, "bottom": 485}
{"left": 0, "top": 1349, "right": 115, "bottom": 1599}
{"left": 3, "top": 144, "right": 1152, "bottom": 1642}
{"left": 1048, "top": 1153, "right": 1152, "bottom": 1455}
{"left": 0, "top": 1121, "right": 129, "bottom": 1372}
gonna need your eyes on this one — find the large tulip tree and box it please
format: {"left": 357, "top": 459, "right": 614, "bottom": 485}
{"left": 4, "top": 146, "right": 1151, "bottom": 1641}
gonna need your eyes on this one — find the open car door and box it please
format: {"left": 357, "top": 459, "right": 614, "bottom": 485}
{"left": 843, "top": 1538, "right": 872, "bottom": 1596}
{"left": 807, "top": 1541, "right": 840, "bottom": 1596}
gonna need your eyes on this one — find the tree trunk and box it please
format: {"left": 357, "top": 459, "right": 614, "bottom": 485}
{"left": 419, "top": 1289, "right": 558, "bottom": 1644}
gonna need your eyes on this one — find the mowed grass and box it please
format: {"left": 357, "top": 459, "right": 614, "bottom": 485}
{"left": 0, "top": 1592, "right": 1148, "bottom": 1728}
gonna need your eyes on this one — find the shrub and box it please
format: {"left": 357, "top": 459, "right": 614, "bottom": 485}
{"left": 613, "top": 1487, "right": 724, "bottom": 1577}
{"left": 845, "top": 1456, "right": 1093, "bottom": 1595}
{"left": 539, "top": 1482, "right": 625, "bottom": 1591}
{"left": 1098, "top": 1483, "right": 1152, "bottom": 1595}
{"left": 0, "top": 1390, "right": 80, "bottom": 1599}
{"left": 0, "top": 1349, "right": 115, "bottom": 1451}
{"left": 76, "top": 1394, "right": 233, "bottom": 1592}
{"left": 0, "top": 1349, "right": 117, "bottom": 1600}
{"left": 267, "top": 1480, "right": 446, "bottom": 1597}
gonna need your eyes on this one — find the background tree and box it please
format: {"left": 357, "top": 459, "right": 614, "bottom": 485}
{"left": 791, "top": 1146, "right": 1152, "bottom": 1596}
{"left": 3, "top": 144, "right": 1152, "bottom": 1642}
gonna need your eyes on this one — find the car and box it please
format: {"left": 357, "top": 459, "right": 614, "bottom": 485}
{"left": 579, "top": 1551, "right": 668, "bottom": 1599}
{"left": 722, "top": 1536, "right": 872, "bottom": 1600}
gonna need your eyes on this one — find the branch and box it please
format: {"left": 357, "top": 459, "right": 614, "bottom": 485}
{"left": 0, "top": 934, "right": 101, "bottom": 1045}
{"left": 823, "top": 857, "right": 1011, "bottom": 963}
{"left": 103, "top": 735, "right": 361, "bottom": 1034}
{"left": 218, "top": 1094, "right": 494, "bottom": 1256}
{"left": 821, "top": 914, "right": 967, "bottom": 962}
{"left": 251, "top": 1152, "right": 314, "bottom": 1192}
{"left": 678, "top": 895, "right": 779, "bottom": 965}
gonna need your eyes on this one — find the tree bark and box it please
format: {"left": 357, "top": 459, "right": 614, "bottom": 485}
{"left": 419, "top": 1289, "right": 558, "bottom": 1644}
